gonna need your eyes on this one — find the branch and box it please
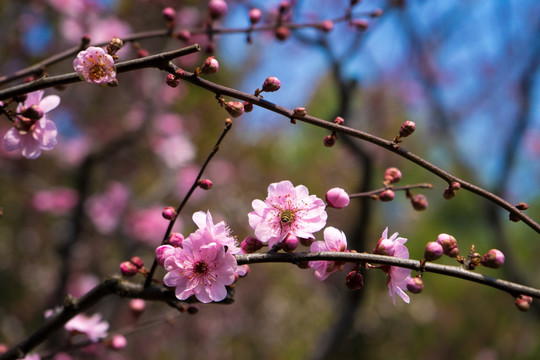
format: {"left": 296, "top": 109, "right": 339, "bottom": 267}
{"left": 236, "top": 252, "right": 540, "bottom": 298}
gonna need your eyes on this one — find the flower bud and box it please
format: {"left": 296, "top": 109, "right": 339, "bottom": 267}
{"left": 198, "top": 178, "right": 213, "bottom": 190}
{"left": 243, "top": 101, "right": 253, "bottom": 112}
{"left": 509, "top": 213, "right": 520, "bottom": 222}
{"left": 249, "top": 8, "right": 262, "bottom": 24}
{"left": 262, "top": 76, "right": 281, "bottom": 92}
{"left": 352, "top": 19, "right": 369, "bottom": 31}
{"left": 281, "top": 234, "right": 299, "bottom": 253}
{"left": 107, "top": 37, "right": 123, "bottom": 56}
{"left": 516, "top": 202, "right": 529, "bottom": 210}
{"left": 109, "top": 334, "right": 127, "bottom": 350}
{"left": 443, "top": 187, "right": 456, "bottom": 199}
{"left": 275, "top": 26, "right": 291, "bottom": 41}
{"left": 162, "top": 206, "right": 177, "bottom": 220}
{"left": 166, "top": 73, "right": 180, "bottom": 87}
{"left": 120, "top": 261, "right": 139, "bottom": 276}
{"left": 480, "top": 249, "right": 505, "bottom": 269}
{"left": 299, "top": 237, "right": 314, "bottom": 247}
{"left": 345, "top": 271, "right": 364, "bottom": 290}
{"left": 201, "top": 56, "right": 219, "bottom": 74}
{"left": 437, "top": 233, "right": 459, "bottom": 258}
{"left": 208, "top": 0, "right": 228, "bottom": 19}
{"left": 241, "top": 236, "right": 264, "bottom": 253}
{"left": 399, "top": 120, "right": 416, "bottom": 138}
{"left": 293, "top": 107, "right": 306, "bottom": 118}
{"left": 323, "top": 134, "right": 336, "bottom": 147}
{"left": 406, "top": 277, "right": 424, "bottom": 294}
{"left": 451, "top": 181, "right": 461, "bottom": 191}
{"left": 224, "top": 101, "right": 244, "bottom": 118}
{"left": 384, "top": 167, "right": 402, "bottom": 184}
{"left": 176, "top": 30, "right": 191, "bottom": 41}
{"left": 333, "top": 116, "right": 345, "bottom": 125}
{"left": 326, "top": 187, "right": 350, "bottom": 209}
{"left": 129, "top": 299, "right": 146, "bottom": 316}
{"left": 162, "top": 7, "right": 176, "bottom": 22}
{"left": 319, "top": 20, "right": 334, "bottom": 32}
{"left": 424, "top": 241, "right": 443, "bottom": 261}
{"left": 168, "top": 232, "right": 184, "bottom": 247}
{"left": 155, "top": 244, "right": 175, "bottom": 266}
{"left": 411, "top": 194, "right": 428, "bottom": 211}
{"left": 130, "top": 256, "right": 144, "bottom": 268}
{"left": 515, "top": 295, "right": 533, "bottom": 312}
{"left": 379, "top": 189, "right": 395, "bottom": 202}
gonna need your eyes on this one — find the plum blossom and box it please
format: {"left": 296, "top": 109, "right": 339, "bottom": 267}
{"left": 4, "top": 90, "right": 60, "bottom": 159}
{"left": 375, "top": 227, "right": 412, "bottom": 304}
{"left": 65, "top": 313, "right": 109, "bottom": 342}
{"left": 308, "top": 227, "right": 348, "bottom": 281}
{"left": 161, "top": 211, "right": 238, "bottom": 303}
{"left": 73, "top": 46, "right": 116, "bottom": 84}
{"left": 248, "top": 180, "right": 327, "bottom": 248}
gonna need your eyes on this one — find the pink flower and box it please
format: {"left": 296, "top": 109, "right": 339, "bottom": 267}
{"left": 248, "top": 180, "right": 327, "bottom": 248}
{"left": 65, "top": 313, "right": 109, "bottom": 342}
{"left": 376, "top": 227, "right": 412, "bottom": 304}
{"left": 161, "top": 212, "right": 238, "bottom": 303}
{"left": 73, "top": 46, "right": 116, "bottom": 84}
{"left": 85, "top": 181, "right": 130, "bottom": 234}
{"left": 21, "top": 354, "right": 41, "bottom": 360}
{"left": 32, "top": 187, "right": 78, "bottom": 215}
{"left": 4, "top": 90, "right": 60, "bottom": 159}
{"left": 308, "top": 227, "right": 348, "bottom": 281}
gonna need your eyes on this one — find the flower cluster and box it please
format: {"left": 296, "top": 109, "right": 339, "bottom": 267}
{"left": 157, "top": 211, "right": 240, "bottom": 303}
{"left": 4, "top": 90, "right": 60, "bottom": 159}
{"left": 64, "top": 313, "right": 109, "bottom": 342}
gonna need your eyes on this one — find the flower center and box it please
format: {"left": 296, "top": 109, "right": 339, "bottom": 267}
{"left": 280, "top": 209, "right": 295, "bottom": 224}
{"left": 193, "top": 260, "right": 209, "bottom": 275}
{"left": 89, "top": 64, "right": 106, "bottom": 80}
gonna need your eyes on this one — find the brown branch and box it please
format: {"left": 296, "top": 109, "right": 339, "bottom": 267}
{"left": 349, "top": 182, "right": 433, "bottom": 198}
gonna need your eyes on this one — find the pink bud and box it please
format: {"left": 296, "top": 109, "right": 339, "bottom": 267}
{"left": 437, "top": 233, "right": 459, "bottom": 258}
{"left": 451, "top": 181, "right": 461, "bottom": 191}
{"left": 319, "top": 20, "right": 334, "bottom": 32}
{"left": 481, "top": 249, "right": 505, "bottom": 269}
{"left": 424, "top": 241, "right": 443, "bottom": 261}
{"left": 379, "top": 189, "right": 395, "bottom": 202}
{"left": 130, "top": 299, "right": 146, "bottom": 314}
{"left": 352, "top": 19, "right": 369, "bottom": 31}
{"left": 281, "top": 234, "right": 299, "bottom": 253}
{"left": 162, "top": 206, "right": 177, "bottom": 220}
{"left": 406, "top": 277, "right": 424, "bottom": 294}
{"left": 166, "top": 73, "right": 180, "bottom": 87}
{"left": 515, "top": 295, "right": 533, "bottom": 312}
{"left": 399, "top": 120, "right": 416, "bottom": 138}
{"left": 109, "top": 334, "right": 127, "bottom": 350}
{"left": 241, "top": 236, "right": 264, "bottom": 253}
{"left": 155, "top": 244, "right": 175, "bottom": 266}
{"left": 516, "top": 202, "right": 529, "bottom": 210}
{"left": 262, "top": 76, "right": 281, "bottom": 92}
{"left": 120, "top": 261, "right": 139, "bottom": 276}
{"left": 326, "top": 187, "right": 350, "bottom": 209}
{"left": 384, "top": 167, "right": 402, "bottom": 184}
{"left": 162, "top": 7, "right": 176, "bottom": 22}
{"left": 224, "top": 101, "right": 244, "bottom": 118}
{"left": 249, "top": 8, "right": 262, "bottom": 24}
{"left": 323, "top": 134, "right": 336, "bottom": 147}
{"left": 275, "top": 26, "right": 291, "bottom": 41}
{"left": 443, "top": 187, "right": 456, "bottom": 199}
{"left": 130, "top": 256, "right": 144, "bottom": 268}
{"left": 176, "top": 30, "right": 191, "bottom": 41}
{"left": 168, "top": 232, "right": 184, "bottom": 247}
{"left": 411, "top": 194, "right": 428, "bottom": 211}
{"left": 208, "top": 0, "right": 228, "bottom": 19}
{"left": 293, "top": 107, "right": 306, "bottom": 118}
{"left": 199, "top": 178, "right": 213, "bottom": 190}
{"left": 345, "top": 271, "right": 364, "bottom": 290}
{"left": 201, "top": 56, "right": 219, "bottom": 74}
{"left": 333, "top": 116, "right": 345, "bottom": 125}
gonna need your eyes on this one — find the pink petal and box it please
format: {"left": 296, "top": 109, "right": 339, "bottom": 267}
{"left": 39, "top": 95, "right": 61, "bottom": 113}
{"left": 4, "top": 128, "right": 21, "bottom": 150}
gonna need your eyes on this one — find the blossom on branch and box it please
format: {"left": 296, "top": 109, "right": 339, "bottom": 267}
{"left": 374, "top": 227, "right": 412, "bottom": 304}
{"left": 3, "top": 90, "right": 60, "bottom": 159}
{"left": 248, "top": 180, "right": 327, "bottom": 248}
{"left": 308, "top": 227, "right": 348, "bottom": 281}
{"left": 65, "top": 313, "right": 109, "bottom": 342}
{"left": 73, "top": 46, "right": 116, "bottom": 84}
{"left": 160, "top": 211, "right": 238, "bottom": 303}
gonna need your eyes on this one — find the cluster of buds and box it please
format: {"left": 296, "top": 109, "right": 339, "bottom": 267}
{"left": 437, "top": 233, "right": 459, "bottom": 258}
{"left": 120, "top": 256, "right": 145, "bottom": 277}
{"left": 443, "top": 181, "right": 461, "bottom": 199}
{"left": 165, "top": 69, "right": 185, "bottom": 88}
{"left": 323, "top": 117, "right": 344, "bottom": 147}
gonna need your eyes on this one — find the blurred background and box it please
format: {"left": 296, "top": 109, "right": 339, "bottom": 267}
{"left": 1, "top": 0, "right": 540, "bottom": 359}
